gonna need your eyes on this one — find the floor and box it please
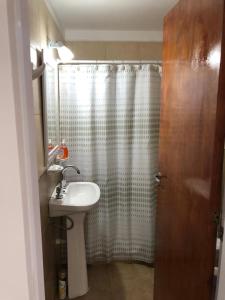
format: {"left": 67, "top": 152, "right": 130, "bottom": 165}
{"left": 73, "top": 262, "right": 154, "bottom": 300}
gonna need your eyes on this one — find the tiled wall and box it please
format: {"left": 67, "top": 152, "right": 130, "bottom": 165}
{"left": 39, "top": 171, "right": 60, "bottom": 300}
{"left": 28, "top": 0, "right": 63, "bottom": 299}
{"left": 28, "top": 0, "right": 63, "bottom": 177}
{"left": 68, "top": 41, "right": 162, "bottom": 61}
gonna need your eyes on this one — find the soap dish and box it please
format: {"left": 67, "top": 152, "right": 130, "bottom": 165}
{"left": 48, "top": 164, "right": 64, "bottom": 172}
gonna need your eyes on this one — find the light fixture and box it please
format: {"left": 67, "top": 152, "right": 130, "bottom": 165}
{"left": 48, "top": 40, "right": 74, "bottom": 61}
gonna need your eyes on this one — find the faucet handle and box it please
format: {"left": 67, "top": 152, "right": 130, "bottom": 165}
{"left": 61, "top": 179, "right": 67, "bottom": 188}
{"left": 56, "top": 186, "right": 63, "bottom": 199}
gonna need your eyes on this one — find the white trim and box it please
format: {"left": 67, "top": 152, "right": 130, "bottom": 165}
{"left": 216, "top": 152, "right": 225, "bottom": 300}
{"left": 65, "top": 29, "right": 163, "bottom": 42}
{"left": 0, "top": 0, "right": 45, "bottom": 299}
{"left": 217, "top": 223, "right": 225, "bottom": 300}
{"left": 43, "top": 0, "right": 65, "bottom": 37}
{"left": 12, "top": 1, "right": 45, "bottom": 298}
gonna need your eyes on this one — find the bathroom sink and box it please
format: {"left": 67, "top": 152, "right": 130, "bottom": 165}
{"left": 49, "top": 181, "right": 100, "bottom": 298}
{"left": 49, "top": 182, "right": 100, "bottom": 217}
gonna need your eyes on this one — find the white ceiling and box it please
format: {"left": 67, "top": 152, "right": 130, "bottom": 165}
{"left": 46, "top": 0, "right": 178, "bottom": 41}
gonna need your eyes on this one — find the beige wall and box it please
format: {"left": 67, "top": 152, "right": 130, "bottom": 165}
{"left": 29, "top": 1, "right": 162, "bottom": 176}
{"left": 68, "top": 41, "right": 162, "bottom": 61}
{"left": 32, "top": 33, "right": 162, "bottom": 176}
{"left": 29, "top": 0, "right": 63, "bottom": 177}
{"left": 28, "top": 1, "right": 63, "bottom": 299}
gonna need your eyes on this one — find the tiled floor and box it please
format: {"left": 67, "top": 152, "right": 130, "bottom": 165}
{"left": 74, "top": 262, "right": 154, "bottom": 300}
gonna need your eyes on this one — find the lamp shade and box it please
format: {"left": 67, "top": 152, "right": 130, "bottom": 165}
{"left": 57, "top": 46, "right": 74, "bottom": 61}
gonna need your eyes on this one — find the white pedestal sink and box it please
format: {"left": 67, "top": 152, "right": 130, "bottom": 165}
{"left": 49, "top": 182, "right": 100, "bottom": 299}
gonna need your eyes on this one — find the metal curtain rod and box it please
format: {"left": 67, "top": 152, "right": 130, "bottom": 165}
{"left": 59, "top": 60, "right": 162, "bottom": 65}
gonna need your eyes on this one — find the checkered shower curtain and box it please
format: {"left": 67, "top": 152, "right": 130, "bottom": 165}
{"left": 58, "top": 64, "right": 161, "bottom": 263}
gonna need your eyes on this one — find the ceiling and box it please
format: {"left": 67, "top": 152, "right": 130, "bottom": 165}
{"left": 46, "top": 0, "right": 178, "bottom": 41}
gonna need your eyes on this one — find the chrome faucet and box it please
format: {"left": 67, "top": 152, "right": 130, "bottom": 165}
{"left": 56, "top": 165, "right": 81, "bottom": 199}
{"left": 62, "top": 165, "right": 80, "bottom": 177}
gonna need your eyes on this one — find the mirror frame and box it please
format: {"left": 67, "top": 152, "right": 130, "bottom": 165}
{"left": 42, "top": 62, "right": 60, "bottom": 166}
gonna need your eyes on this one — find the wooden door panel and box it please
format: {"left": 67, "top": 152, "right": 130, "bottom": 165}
{"left": 154, "top": 0, "right": 225, "bottom": 299}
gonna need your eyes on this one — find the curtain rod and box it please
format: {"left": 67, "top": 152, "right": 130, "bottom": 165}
{"left": 59, "top": 60, "right": 162, "bottom": 65}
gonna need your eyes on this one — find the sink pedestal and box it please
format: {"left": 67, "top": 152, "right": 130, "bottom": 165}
{"left": 67, "top": 213, "right": 88, "bottom": 299}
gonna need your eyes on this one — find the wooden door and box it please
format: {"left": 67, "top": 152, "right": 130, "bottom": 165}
{"left": 154, "top": 0, "right": 225, "bottom": 299}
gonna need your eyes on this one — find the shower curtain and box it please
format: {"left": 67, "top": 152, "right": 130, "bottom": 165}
{"left": 59, "top": 64, "right": 161, "bottom": 263}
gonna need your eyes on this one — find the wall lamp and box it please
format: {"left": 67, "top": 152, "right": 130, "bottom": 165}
{"left": 48, "top": 41, "right": 74, "bottom": 61}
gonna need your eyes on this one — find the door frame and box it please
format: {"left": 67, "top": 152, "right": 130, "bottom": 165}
{"left": 0, "top": 0, "right": 45, "bottom": 299}
{"left": 217, "top": 218, "right": 225, "bottom": 299}
{"left": 216, "top": 169, "right": 225, "bottom": 300}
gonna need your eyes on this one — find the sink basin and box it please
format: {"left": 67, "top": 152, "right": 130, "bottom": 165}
{"left": 49, "top": 182, "right": 100, "bottom": 217}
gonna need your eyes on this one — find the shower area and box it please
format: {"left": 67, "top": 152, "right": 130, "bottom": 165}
{"left": 57, "top": 61, "right": 161, "bottom": 298}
